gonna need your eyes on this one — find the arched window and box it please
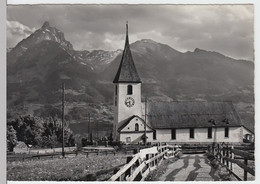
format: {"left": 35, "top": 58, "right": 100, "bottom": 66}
{"left": 127, "top": 85, "right": 133, "bottom": 95}
{"left": 135, "top": 123, "right": 139, "bottom": 131}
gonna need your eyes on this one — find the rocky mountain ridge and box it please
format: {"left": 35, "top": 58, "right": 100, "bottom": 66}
{"left": 8, "top": 21, "right": 122, "bottom": 73}
{"left": 7, "top": 21, "right": 254, "bottom": 134}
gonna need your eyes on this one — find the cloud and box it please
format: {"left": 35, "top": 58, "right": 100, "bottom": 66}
{"left": 6, "top": 20, "right": 36, "bottom": 48}
{"left": 7, "top": 4, "right": 254, "bottom": 60}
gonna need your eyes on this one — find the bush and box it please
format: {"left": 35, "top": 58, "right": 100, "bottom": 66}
{"left": 7, "top": 115, "right": 75, "bottom": 149}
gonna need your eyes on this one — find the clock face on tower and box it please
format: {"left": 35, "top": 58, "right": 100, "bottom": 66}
{"left": 125, "top": 97, "right": 135, "bottom": 108}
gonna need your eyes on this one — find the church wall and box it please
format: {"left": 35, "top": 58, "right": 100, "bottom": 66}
{"left": 120, "top": 132, "right": 153, "bottom": 143}
{"left": 215, "top": 127, "right": 241, "bottom": 143}
{"left": 120, "top": 118, "right": 152, "bottom": 132}
{"left": 152, "top": 127, "right": 242, "bottom": 143}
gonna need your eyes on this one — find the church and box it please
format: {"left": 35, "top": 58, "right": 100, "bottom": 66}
{"left": 112, "top": 23, "right": 254, "bottom": 144}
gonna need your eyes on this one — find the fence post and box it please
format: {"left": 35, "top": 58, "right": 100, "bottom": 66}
{"left": 125, "top": 156, "right": 133, "bottom": 180}
{"left": 152, "top": 154, "right": 155, "bottom": 167}
{"left": 244, "top": 158, "right": 248, "bottom": 181}
{"left": 155, "top": 153, "right": 158, "bottom": 165}
{"left": 222, "top": 146, "right": 225, "bottom": 164}
{"left": 218, "top": 144, "right": 222, "bottom": 163}
{"left": 226, "top": 144, "right": 229, "bottom": 168}
{"left": 217, "top": 144, "right": 220, "bottom": 160}
{"left": 146, "top": 154, "right": 150, "bottom": 168}
{"left": 230, "top": 146, "right": 234, "bottom": 171}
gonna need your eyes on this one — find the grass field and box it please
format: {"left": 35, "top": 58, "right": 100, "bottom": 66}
{"left": 7, "top": 154, "right": 127, "bottom": 181}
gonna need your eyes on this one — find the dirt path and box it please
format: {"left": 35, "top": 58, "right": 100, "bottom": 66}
{"left": 159, "top": 154, "right": 220, "bottom": 181}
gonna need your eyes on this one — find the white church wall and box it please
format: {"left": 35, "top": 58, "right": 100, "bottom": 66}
{"left": 215, "top": 127, "right": 241, "bottom": 143}
{"left": 120, "top": 117, "right": 152, "bottom": 132}
{"left": 120, "top": 132, "right": 153, "bottom": 143}
{"left": 152, "top": 127, "right": 242, "bottom": 143}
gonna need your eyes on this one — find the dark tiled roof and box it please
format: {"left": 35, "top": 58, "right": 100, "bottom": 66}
{"left": 147, "top": 101, "right": 242, "bottom": 129}
{"left": 113, "top": 24, "right": 141, "bottom": 83}
{"left": 118, "top": 115, "right": 153, "bottom": 132}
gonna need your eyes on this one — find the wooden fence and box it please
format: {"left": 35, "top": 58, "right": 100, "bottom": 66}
{"left": 109, "top": 145, "right": 180, "bottom": 181}
{"left": 7, "top": 149, "right": 78, "bottom": 161}
{"left": 209, "top": 143, "right": 255, "bottom": 181}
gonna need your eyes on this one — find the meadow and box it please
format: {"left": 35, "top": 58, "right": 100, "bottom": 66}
{"left": 7, "top": 154, "right": 127, "bottom": 181}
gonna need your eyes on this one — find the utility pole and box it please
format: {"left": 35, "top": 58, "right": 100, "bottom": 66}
{"left": 214, "top": 123, "right": 217, "bottom": 146}
{"left": 97, "top": 121, "right": 99, "bottom": 140}
{"left": 144, "top": 97, "right": 147, "bottom": 146}
{"left": 61, "top": 82, "right": 65, "bottom": 158}
{"left": 88, "top": 113, "right": 91, "bottom": 141}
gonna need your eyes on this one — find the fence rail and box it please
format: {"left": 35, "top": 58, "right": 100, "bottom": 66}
{"left": 109, "top": 145, "right": 180, "bottom": 181}
{"left": 7, "top": 149, "right": 78, "bottom": 161}
{"left": 209, "top": 143, "right": 255, "bottom": 181}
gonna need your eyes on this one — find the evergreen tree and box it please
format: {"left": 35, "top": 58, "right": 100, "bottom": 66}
{"left": 7, "top": 125, "right": 18, "bottom": 151}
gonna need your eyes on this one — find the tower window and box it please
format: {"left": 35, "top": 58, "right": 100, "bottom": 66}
{"left": 225, "top": 127, "right": 229, "bottom": 138}
{"left": 135, "top": 123, "right": 139, "bottom": 131}
{"left": 171, "top": 128, "right": 176, "bottom": 140}
{"left": 208, "top": 127, "right": 212, "bottom": 139}
{"left": 115, "top": 85, "right": 117, "bottom": 95}
{"left": 190, "top": 128, "right": 194, "bottom": 139}
{"left": 127, "top": 85, "right": 133, "bottom": 95}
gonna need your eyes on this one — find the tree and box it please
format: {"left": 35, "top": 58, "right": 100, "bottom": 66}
{"left": 7, "top": 125, "right": 17, "bottom": 151}
{"left": 7, "top": 115, "right": 75, "bottom": 149}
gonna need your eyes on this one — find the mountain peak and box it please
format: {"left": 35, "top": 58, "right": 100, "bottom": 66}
{"left": 42, "top": 21, "right": 50, "bottom": 28}
{"left": 140, "top": 39, "right": 157, "bottom": 44}
{"left": 194, "top": 48, "right": 204, "bottom": 52}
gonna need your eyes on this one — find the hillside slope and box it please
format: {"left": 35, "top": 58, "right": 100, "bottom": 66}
{"left": 7, "top": 22, "right": 254, "bottom": 134}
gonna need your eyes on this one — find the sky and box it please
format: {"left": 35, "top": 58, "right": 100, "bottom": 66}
{"left": 7, "top": 4, "right": 254, "bottom": 61}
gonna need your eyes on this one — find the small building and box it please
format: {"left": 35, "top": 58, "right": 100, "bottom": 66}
{"left": 112, "top": 23, "right": 254, "bottom": 144}
{"left": 13, "top": 141, "right": 28, "bottom": 153}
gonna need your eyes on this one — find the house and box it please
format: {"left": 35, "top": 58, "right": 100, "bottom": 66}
{"left": 112, "top": 23, "right": 254, "bottom": 144}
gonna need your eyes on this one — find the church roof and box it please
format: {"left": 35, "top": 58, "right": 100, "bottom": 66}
{"left": 113, "top": 23, "right": 141, "bottom": 83}
{"left": 147, "top": 101, "right": 243, "bottom": 129}
{"left": 117, "top": 115, "right": 153, "bottom": 132}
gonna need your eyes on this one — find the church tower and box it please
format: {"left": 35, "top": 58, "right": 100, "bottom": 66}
{"left": 113, "top": 22, "right": 142, "bottom": 140}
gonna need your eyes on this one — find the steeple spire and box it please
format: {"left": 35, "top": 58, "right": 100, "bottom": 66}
{"left": 126, "top": 21, "right": 129, "bottom": 43}
{"left": 113, "top": 22, "right": 141, "bottom": 83}
{"left": 124, "top": 21, "right": 130, "bottom": 50}
{"left": 126, "top": 21, "right": 128, "bottom": 34}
